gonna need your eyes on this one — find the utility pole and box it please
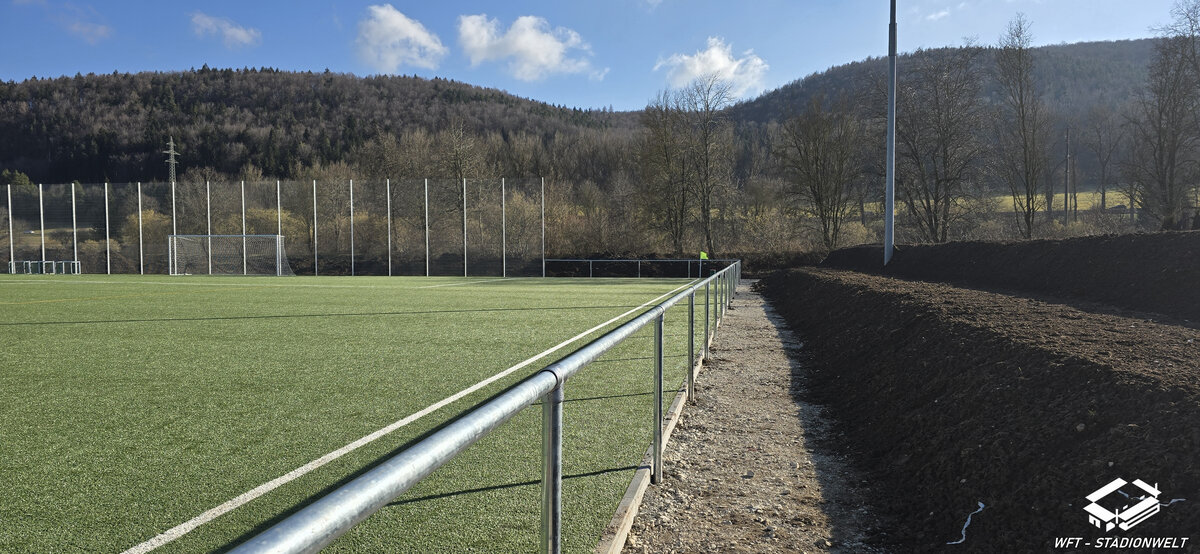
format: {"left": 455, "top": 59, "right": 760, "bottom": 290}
{"left": 164, "top": 136, "right": 179, "bottom": 184}
{"left": 884, "top": 0, "right": 897, "bottom": 265}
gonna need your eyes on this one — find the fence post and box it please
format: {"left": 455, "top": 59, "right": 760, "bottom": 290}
{"left": 38, "top": 183, "right": 45, "bottom": 262}
{"left": 704, "top": 280, "right": 710, "bottom": 358}
{"left": 637, "top": 260, "right": 641, "bottom": 278}
{"left": 589, "top": 260, "right": 593, "bottom": 278}
{"left": 653, "top": 312, "right": 664, "bottom": 484}
{"left": 276, "top": 180, "right": 282, "bottom": 236}
{"left": 688, "top": 290, "right": 695, "bottom": 401}
{"left": 241, "top": 180, "right": 247, "bottom": 276}
{"left": 206, "top": 181, "right": 212, "bottom": 275}
{"left": 6, "top": 185, "right": 13, "bottom": 272}
{"left": 541, "top": 177, "right": 545, "bottom": 278}
{"left": 424, "top": 178, "right": 430, "bottom": 277}
{"left": 540, "top": 381, "right": 564, "bottom": 554}
{"left": 349, "top": 179, "right": 355, "bottom": 277}
{"left": 104, "top": 182, "right": 110, "bottom": 274}
{"left": 462, "top": 178, "right": 467, "bottom": 277}
{"left": 137, "top": 182, "right": 143, "bottom": 275}
{"left": 312, "top": 180, "right": 318, "bottom": 277}
{"left": 71, "top": 182, "right": 78, "bottom": 266}
{"left": 170, "top": 181, "right": 177, "bottom": 273}
{"left": 502, "top": 177, "right": 506, "bottom": 278}
{"left": 386, "top": 178, "right": 392, "bottom": 277}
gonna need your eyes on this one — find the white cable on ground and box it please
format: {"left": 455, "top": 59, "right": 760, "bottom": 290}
{"left": 946, "top": 501, "right": 986, "bottom": 545}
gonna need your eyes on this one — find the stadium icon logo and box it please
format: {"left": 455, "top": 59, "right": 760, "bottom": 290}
{"left": 1084, "top": 478, "right": 1162, "bottom": 532}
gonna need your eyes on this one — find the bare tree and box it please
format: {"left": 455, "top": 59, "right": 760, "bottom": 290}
{"left": 1123, "top": 35, "right": 1199, "bottom": 229}
{"left": 640, "top": 90, "right": 692, "bottom": 254}
{"left": 1082, "top": 104, "right": 1125, "bottom": 211}
{"left": 893, "top": 44, "right": 986, "bottom": 242}
{"left": 995, "top": 14, "right": 1052, "bottom": 239}
{"left": 681, "top": 74, "right": 735, "bottom": 253}
{"left": 776, "top": 95, "right": 864, "bottom": 249}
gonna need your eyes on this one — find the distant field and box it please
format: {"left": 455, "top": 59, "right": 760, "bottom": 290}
{"left": 0, "top": 275, "right": 704, "bottom": 552}
{"left": 866, "top": 190, "right": 1134, "bottom": 215}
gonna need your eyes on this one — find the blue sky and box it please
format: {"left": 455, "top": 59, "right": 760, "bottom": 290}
{"left": 0, "top": 0, "right": 1178, "bottom": 110}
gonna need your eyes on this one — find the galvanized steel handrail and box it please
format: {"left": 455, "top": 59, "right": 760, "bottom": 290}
{"left": 230, "top": 261, "right": 741, "bottom": 554}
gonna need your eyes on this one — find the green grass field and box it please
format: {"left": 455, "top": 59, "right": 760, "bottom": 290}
{"left": 0, "top": 274, "right": 709, "bottom": 553}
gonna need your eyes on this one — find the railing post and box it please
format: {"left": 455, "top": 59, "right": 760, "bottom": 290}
{"left": 540, "top": 381, "right": 564, "bottom": 554}
{"left": 688, "top": 291, "right": 695, "bottom": 402}
{"left": 704, "top": 280, "right": 710, "bottom": 358}
{"left": 589, "top": 260, "right": 593, "bottom": 278}
{"left": 653, "top": 313, "right": 664, "bottom": 484}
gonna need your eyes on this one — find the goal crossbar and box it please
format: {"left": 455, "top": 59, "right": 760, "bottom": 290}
{"left": 168, "top": 234, "right": 295, "bottom": 276}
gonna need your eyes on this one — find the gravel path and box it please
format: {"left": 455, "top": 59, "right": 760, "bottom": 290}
{"left": 625, "top": 282, "right": 881, "bottom": 553}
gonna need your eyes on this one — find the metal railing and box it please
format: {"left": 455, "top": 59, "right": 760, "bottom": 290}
{"left": 229, "top": 261, "right": 741, "bottom": 554}
{"left": 545, "top": 258, "right": 737, "bottom": 278}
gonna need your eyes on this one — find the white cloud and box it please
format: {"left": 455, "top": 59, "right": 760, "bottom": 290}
{"left": 458, "top": 14, "right": 606, "bottom": 81}
{"left": 356, "top": 4, "right": 447, "bottom": 72}
{"left": 926, "top": 9, "right": 951, "bottom": 21}
{"left": 29, "top": 2, "right": 112, "bottom": 44}
{"left": 654, "top": 37, "right": 768, "bottom": 97}
{"left": 67, "top": 19, "right": 110, "bottom": 43}
{"left": 191, "top": 12, "right": 262, "bottom": 49}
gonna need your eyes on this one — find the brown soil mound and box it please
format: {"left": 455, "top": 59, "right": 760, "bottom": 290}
{"left": 820, "top": 232, "right": 1200, "bottom": 323}
{"left": 760, "top": 268, "right": 1200, "bottom": 551}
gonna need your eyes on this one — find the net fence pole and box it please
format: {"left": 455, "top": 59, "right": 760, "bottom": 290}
{"left": 540, "top": 381, "right": 564, "bottom": 554}
{"left": 7, "top": 184, "right": 13, "bottom": 272}
{"left": 104, "top": 182, "right": 110, "bottom": 274}
{"left": 71, "top": 182, "right": 78, "bottom": 266}
{"left": 38, "top": 183, "right": 45, "bottom": 262}
{"left": 424, "top": 178, "right": 429, "bottom": 277}
{"left": 386, "top": 178, "right": 392, "bottom": 277}
{"left": 241, "top": 180, "right": 247, "bottom": 276}
{"left": 312, "top": 179, "right": 318, "bottom": 276}
{"left": 652, "top": 313, "right": 664, "bottom": 484}
{"left": 502, "top": 177, "right": 506, "bottom": 278}
{"left": 206, "top": 181, "right": 212, "bottom": 275}
{"left": 170, "top": 181, "right": 177, "bottom": 273}
{"left": 276, "top": 180, "right": 282, "bottom": 235}
{"left": 462, "top": 177, "right": 467, "bottom": 277}
{"left": 541, "top": 177, "right": 545, "bottom": 277}
{"left": 137, "top": 182, "right": 144, "bottom": 275}
{"left": 276, "top": 234, "right": 282, "bottom": 277}
{"left": 350, "top": 179, "right": 355, "bottom": 277}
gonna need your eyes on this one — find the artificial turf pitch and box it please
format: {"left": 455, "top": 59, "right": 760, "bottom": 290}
{"left": 0, "top": 274, "right": 708, "bottom": 553}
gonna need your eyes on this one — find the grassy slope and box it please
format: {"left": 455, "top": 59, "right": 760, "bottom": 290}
{"left": 0, "top": 275, "right": 708, "bottom": 553}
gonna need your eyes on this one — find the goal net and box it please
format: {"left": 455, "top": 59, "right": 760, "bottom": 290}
{"left": 169, "top": 235, "right": 295, "bottom": 276}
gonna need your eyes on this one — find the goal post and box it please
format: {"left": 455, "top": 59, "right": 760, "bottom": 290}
{"left": 168, "top": 234, "right": 295, "bottom": 276}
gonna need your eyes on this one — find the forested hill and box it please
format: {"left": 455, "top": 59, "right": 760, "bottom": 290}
{"left": 0, "top": 67, "right": 636, "bottom": 183}
{"left": 729, "top": 38, "right": 1158, "bottom": 123}
{"left": 0, "top": 39, "right": 1159, "bottom": 184}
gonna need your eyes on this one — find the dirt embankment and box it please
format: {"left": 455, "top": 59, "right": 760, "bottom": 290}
{"left": 821, "top": 232, "right": 1200, "bottom": 323}
{"left": 760, "top": 268, "right": 1200, "bottom": 551}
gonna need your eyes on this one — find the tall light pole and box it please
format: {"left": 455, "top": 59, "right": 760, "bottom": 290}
{"left": 884, "top": 0, "right": 897, "bottom": 266}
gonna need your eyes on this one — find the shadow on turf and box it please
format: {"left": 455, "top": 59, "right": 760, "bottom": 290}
{"left": 216, "top": 375, "right": 651, "bottom": 552}
{"left": 385, "top": 465, "right": 639, "bottom": 507}
{"left": 0, "top": 304, "right": 642, "bottom": 327}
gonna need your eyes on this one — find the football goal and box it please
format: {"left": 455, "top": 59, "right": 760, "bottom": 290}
{"left": 168, "top": 235, "right": 295, "bottom": 276}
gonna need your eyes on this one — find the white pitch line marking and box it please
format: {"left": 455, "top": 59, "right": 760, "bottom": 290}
{"left": 121, "top": 280, "right": 695, "bottom": 554}
{"left": 415, "top": 277, "right": 515, "bottom": 288}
